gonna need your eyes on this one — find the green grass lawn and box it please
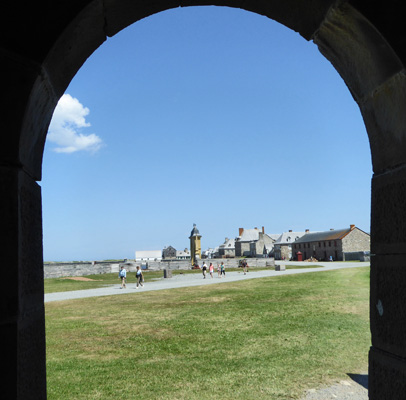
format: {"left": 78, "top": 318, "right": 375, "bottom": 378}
{"left": 45, "top": 267, "right": 369, "bottom": 400}
{"left": 44, "top": 265, "right": 323, "bottom": 294}
{"left": 285, "top": 264, "right": 323, "bottom": 269}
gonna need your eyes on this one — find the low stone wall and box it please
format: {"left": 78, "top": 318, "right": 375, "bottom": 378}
{"left": 44, "top": 261, "right": 122, "bottom": 278}
{"left": 44, "top": 258, "right": 275, "bottom": 278}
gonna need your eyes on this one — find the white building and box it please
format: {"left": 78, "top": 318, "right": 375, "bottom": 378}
{"left": 135, "top": 250, "right": 162, "bottom": 261}
{"left": 176, "top": 249, "right": 191, "bottom": 260}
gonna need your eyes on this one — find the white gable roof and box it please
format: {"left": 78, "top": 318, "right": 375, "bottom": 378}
{"left": 268, "top": 234, "right": 281, "bottom": 241}
{"left": 219, "top": 237, "right": 235, "bottom": 249}
{"left": 135, "top": 250, "right": 162, "bottom": 260}
{"left": 239, "top": 228, "right": 260, "bottom": 242}
{"left": 274, "top": 232, "right": 307, "bottom": 245}
{"left": 176, "top": 250, "right": 190, "bottom": 257}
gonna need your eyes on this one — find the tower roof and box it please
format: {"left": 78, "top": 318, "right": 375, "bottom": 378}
{"left": 189, "top": 223, "right": 201, "bottom": 238}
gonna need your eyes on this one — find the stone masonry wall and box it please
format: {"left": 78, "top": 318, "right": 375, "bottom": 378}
{"left": 44, "top": 258, "right": 275, "bottom": 278}
{"left": 44, "top": 262, "right": 121, "bottom": 278}
{"left": 342, "top": 228, "right": 371, "bottom": 253}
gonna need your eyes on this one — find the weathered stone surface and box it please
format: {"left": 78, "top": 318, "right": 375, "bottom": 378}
{"left": 163, "top": 268, "right": 173, "bottom": 278}
{"left": 0, "top": 52, "right": 40, "bottom": 174}
{"left": 314, "top": 3, "right": 403, "bottom": 103}
{"left": 369, "top": 346, "right": 406, "bottom": 400}
{"left": 0, "top": 167, "right": 46, "bottom": 399}
{"left": 371, "top": 165, "right": 406, "bottom": 255}
{"left": 370, "top": 255, "right": 406, "bottom": 358}
{"left": 361, "top": 71, "right": 406, "bottom": 174}
{"left": 43, "top": 0, "right": 106, "bottom": 96}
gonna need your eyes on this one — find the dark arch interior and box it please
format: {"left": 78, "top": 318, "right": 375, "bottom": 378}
{"left": 2, "top": 1, "right": 406, "bottom": 398}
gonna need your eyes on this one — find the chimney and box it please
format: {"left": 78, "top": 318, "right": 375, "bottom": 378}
{"left": 350, "top": 224, "right": 355, "bottom": 230}
{"left": 254, "top": 227, "right": 258, "bottom": 230}
{"left": 262, "top": 226, "right": 265, "bottom": 234}
{"left": 305, "top": 229, "right": 309, "bottom": 233}
{"left": 225, "top": 237, "right": 229, "bottom": 242}
{"left": 330, "top": 228, "right": 334, "bottom": 230}
{"left": 289, "top": 230, "right": 292, "bottom": 232}
{"left": 239, "top": 228, "right": 244, "bottom": 236}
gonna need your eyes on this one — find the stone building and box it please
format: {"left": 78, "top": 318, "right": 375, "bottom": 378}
{"left": 291, "top": 225, "right": 370, "bottom": 261}
{"left": 162, "top": 245, "right": 176, "bottom": 259}
{"left": 235, "top": 227, "right": 275, "bottom": 257}
{"left": 218, "top": 237, "right": 235, "bottom": 257}
{"left": 274, "top": 230, "right": 309, "bottom": 260}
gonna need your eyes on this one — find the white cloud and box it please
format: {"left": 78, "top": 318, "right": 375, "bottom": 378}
{"left": 47, "top": 94, "right": 103, "bottom": 154}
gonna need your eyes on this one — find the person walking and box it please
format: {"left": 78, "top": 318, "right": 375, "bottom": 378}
{"left": 242, "top": 259, "right": 248, "bottom": 275}
{"left": 202, "top": 262, "right": 207, "bottom": 279}
{"left": 135, "top": 265, "right": 144, "bottom": 289}
{"left": 209, "top": 262, "right": 214, "bottom": 278}
{"left": 119, "top": 266, "right": 127, "bottom": 289}
{"left": 220, "top": 262, "right": 225, "bottom": 277}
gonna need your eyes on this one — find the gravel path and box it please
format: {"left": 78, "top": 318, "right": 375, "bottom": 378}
{"left": 301, "top": 374, "right": 368, "bottom": 399}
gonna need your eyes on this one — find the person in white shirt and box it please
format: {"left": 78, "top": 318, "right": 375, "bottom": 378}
{"left": 119, "top": 266, "right": 127, "bottom": 289}
{"left": 136, "top": 266, "right": 144, "bottom": 289}
{"left": 202, "top": 262, "right": 207, "bottom": 279}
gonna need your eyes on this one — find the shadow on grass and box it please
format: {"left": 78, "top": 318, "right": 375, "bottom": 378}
{"left": 347, "top": 373, "right": 368, "bottom": 389}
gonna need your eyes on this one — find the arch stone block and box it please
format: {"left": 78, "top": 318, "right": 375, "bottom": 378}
{"left": 314, "top": 3, "right": 403, "bottom": 102}
{"left": 371, "top": 165, "right": 406, "bottom": 254}
{"left": 361, "top": 72, "right": 406, "bottom": 174}
{"left": 0, "top": 167, "right": 46, "bottom": 399}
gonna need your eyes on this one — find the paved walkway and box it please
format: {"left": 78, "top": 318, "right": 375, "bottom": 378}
{"left": 45, "top": 261, "right": 369, "bottom": 303}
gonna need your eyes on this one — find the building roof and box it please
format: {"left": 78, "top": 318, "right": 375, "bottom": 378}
{"left": 189, "top": 223, "right": 201, "bottom": 238}
{"left": 293, "top": 226, "right": 368, "bottom": 243}
{"left": 274, "top": 231, "right": 308, "bottom": 245}
{"left": 268, "top": 234, "right": 281, "bottom": 241}
{"left": 176, "top": 250, "right": 190, "bottom": 257}
{"left": 219, "top": 237, "right": 235, "bottom": 249}
{"left": 237, "top": 228, "right": 260, "bottom": 242}
{"left": 135, "top": 250, "right": 162, "bottom": 259}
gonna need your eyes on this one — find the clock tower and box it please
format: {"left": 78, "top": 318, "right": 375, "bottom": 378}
{"left": 189, "top": 224, "right": 202, "bottom": 266}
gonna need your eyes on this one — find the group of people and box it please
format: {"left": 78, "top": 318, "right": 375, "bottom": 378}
{"left": 119, "top": 260, "right": 250, "bottom": 287}
{"left": 201, "top": 262, "right": 226, "bottom": 279}
{"left": 118, "top": 265, "right": 144, "bottom": 289}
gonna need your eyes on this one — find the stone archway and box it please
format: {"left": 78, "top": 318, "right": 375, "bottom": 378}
{"left": 2, "top": 1, "right": 406, "bottom": 398}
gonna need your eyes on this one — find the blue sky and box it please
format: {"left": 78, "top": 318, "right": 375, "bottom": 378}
{"left": 42, "top": 6, "right": 372, "bottom": 261}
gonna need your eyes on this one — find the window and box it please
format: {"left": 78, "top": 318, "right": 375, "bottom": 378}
{"left": 329, "top": 241, "right": 331, "bottom": 247}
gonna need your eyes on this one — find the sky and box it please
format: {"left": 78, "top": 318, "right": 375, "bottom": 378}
{"left": 41, "top": 6, "right": 372, "bottom": 262}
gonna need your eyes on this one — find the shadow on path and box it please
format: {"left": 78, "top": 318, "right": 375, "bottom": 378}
{"left": 348, "top": 373, "right": 368, "bottom": 389}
